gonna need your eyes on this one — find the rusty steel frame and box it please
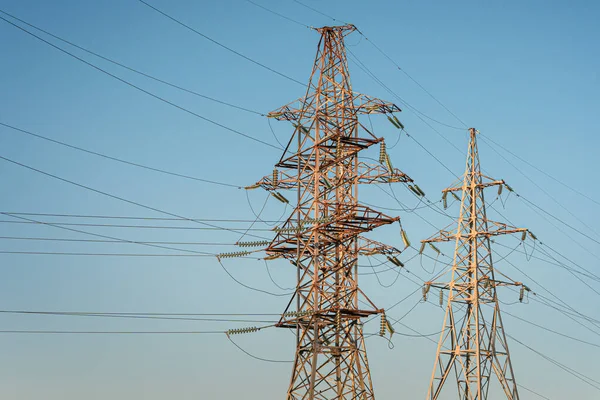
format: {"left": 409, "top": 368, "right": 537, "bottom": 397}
{"left": 254, "top": 25, "right": 412, "bottom": 399}
{"left": 422, "top": 128, "right": 526, "bottom": 400}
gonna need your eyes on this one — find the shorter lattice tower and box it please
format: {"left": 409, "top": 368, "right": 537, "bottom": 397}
{"left": 420, "top": 128, "right": 532, "bottom": 400}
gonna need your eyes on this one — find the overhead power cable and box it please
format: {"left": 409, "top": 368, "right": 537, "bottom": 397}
{"left": 136, "top": 0, "right": 305, "bottom": 86}
{"left": 0, "top": 154, "right": 270, "bottom": 240}
{"left": 0, "top": 15, "right": 280, "bottom": 150}
{"left": 482, "top": 132, "right": 600, "bottom": 208}
{"left": 0, "top": 220, "right": 273, "bottom": 231}
{"left": 227, "top": 334, "right": 292, "bottom": 363}
{"left": 0, "top": 122, "right": 241, "bottom": 188}
{"left": 0, "top": 236, "right": 237, "bottom": 246}
{"left": 246, "top": 0, "right": 310, "bottom": 29}
{"left": 0, "top": 310, "right": 281, "bottom": 316}
{"left": 0, "top": 251, "right": 249, "bottom": 257}
{"left": 0, "top": 310, "right": 276, "bottom": 323}
{"left": 0, "top": 211, "right": 281, "bottom": 223}
{"left": 0, "top": 330, "right": 224, "bottom": 334}
{"left": 508, "top": 333, "right": 600, "bottom": 391}
{"left": 0, "top": 9, "right": 265, "bottom": 117}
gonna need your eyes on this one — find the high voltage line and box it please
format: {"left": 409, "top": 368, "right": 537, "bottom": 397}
{"left": 0, "top": 1, "right": 598, "bottom": 398}
{"left": 0, "top": 15, "right": 281, "bottom": 150}
{"left": 0, "top": 9, "right": 266, "bottom": 117}
{"left": 0, "top": 122, "right": 242, "bottom": 188}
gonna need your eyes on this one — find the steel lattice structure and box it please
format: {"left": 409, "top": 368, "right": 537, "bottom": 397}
{"left": 421, "top": 128, "right": 530, "bottom": 400}
{"left": 252, "top": 25, "right": 412, "bottom": 399}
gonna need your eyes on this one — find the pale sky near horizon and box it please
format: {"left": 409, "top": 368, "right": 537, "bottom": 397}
{"left": 0, "top": 0, "right": 599, "bottom": 399}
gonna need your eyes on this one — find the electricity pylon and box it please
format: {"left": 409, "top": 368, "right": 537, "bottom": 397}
{"left": 421, "top": 128, "right": 530, "bottom": 400}
{"left": 251, "top": 25, "right": 413, "bottom": 399}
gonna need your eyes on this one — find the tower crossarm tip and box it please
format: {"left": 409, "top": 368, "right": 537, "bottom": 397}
{"left": 354, "top": 93, "right": 401, "bottom": 115}
{"left": 357, "top": 236, "right": 402, "bottom": 256}
{"left": 356, "top": 161, "right": 413, "bottom": 184}
{"left": 442, "top": 179, "right": 505, "bottom": 193}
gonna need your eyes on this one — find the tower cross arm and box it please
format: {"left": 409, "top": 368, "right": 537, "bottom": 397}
{"left": 421, "top": 221, "right": 528, "bottom": 243}
{"left": 357, "top": 236, "right": 402, "bottom": 256}
{"left": 356, "top": 161, "right": 413, "bottom": 184}
{"left": 442, "top": 179, "right": 505, "bottom": 193}
{"left": 267, "top": 92, "right": 401, "bottom": 122}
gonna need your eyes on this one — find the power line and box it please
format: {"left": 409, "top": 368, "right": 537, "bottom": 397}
{"left": 0, "top": 15, "right": 280, "bottom": 150}
{"left": 0, "top": 122, "right": 241, "bottom": 188}
{"left": 246, "top": 0, "right": 311, "bottom": 29}
{"left": 0, "top": 9, "right": 265, "bottom": 117}
{"left": 498, "top": 306, "right": 600, "bottom": 350}
{"left": 0, "top": 251, "right": 260, "bottom": 257}
{"left": 0, "top": 330, "right": 224, "bottom": 334}
{"left": 136, "top": 0, "right": 305, "bottom": 86}
{"left": 0, "top": 211, "right": 282, "bottom": 223}
{"left": 0, "top": 236, "right": 237, "bottom": 246}
{"left": 0, "top": 310, "right": 281, "bottom": 316}
{"left": 0, "top": 310, "right": 276, "bottom": 323}
{"left": 0, "top": 213, "right": 227, "bottom": 257}
{"left": 227, "top": 334, "right": 293, "bottom": 363}
{"left": 0, "top": 220, "right": 273, "bottom": 231}
{"left": 0, "top": 154, "right": 270, "bottom": 240}
{"left": 217, "top": 257, "right": 292, "bottom": 297}
{"left": 482, "top": 133, "right": 600, "bottom": 208}
{"left": 480, "top": 134, "right": 599, "bottom": 238}
{"left": 508, "top": 333, "right": 600, "bottom": 391}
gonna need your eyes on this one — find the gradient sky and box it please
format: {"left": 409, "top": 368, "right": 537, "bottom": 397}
{"left": 0, "top": 0, "right": 599, "bottom": 399}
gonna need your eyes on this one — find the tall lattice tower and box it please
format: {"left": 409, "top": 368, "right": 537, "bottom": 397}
{"left": 251, "top": 25, "right": 413, "bottom": 399}
{"left": 421, "top": 128, "right": 531, "bottom": 399}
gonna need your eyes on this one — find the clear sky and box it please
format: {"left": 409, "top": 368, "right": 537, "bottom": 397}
{"left": 0, "top": 0, "right": 599, "bottom": 399}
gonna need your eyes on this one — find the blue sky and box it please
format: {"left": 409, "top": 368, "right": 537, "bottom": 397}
{"left": 0, "top": 0, "right": 599, "bottom": 398}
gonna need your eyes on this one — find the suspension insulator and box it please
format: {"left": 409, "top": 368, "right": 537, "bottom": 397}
{"left": 387, "top": 116, "right": 401, "bottom": 129}
{"left": 385, "top": 153, "right": 394, "bottom": 172}
{"left": 439, "top": 290, "right": 444, "bottom": 306}
{"left": 429, "top": 243, "right": 441, "bottom": 255}
{"left": 422, "top": 285, "right": 430, "bottom": 301}
{"left": 401, "top": 229, "right": 411, "bottom": 248}
{"left": 386, "top": 318, "right": 395, "bottom": 336}
{"left": 498, "top": 184, "right": 503, "bottom": 196}
{"left": 519, "top": 287, "right": 525, "bottom": 302}
{"left": 419, "top": 242, "right": 426, "bottom": 254}
{"left": 271, "top": 191, "right": 289, "bottom": 204}
{"left": 521, "top": 231, "right": 527, "bottom": 241}
{"left": 414, "top": 184, "right": 426, "bottom": 197}
{"left": 272, "top": 169, "right": 278, "bottom": 186}
{"left": 379, "top": 312, "right": 386, "bottom": 336}
{"left": 442, "top": 192, "right": 448, "bottom": 209}
{"left": 529, "top": 231, "right": 537, "bottom": 240}
{"left": 408, "top": 185, "right": 421, "bottom": 196}
{"left": 393, "top": 115, "right": 404, "bottom": 130}
{"left": 379, "top": 142, "right": 387, "bottom": 164}
{"left": 387, "top": 256, "right": 404, "bottom": 267}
